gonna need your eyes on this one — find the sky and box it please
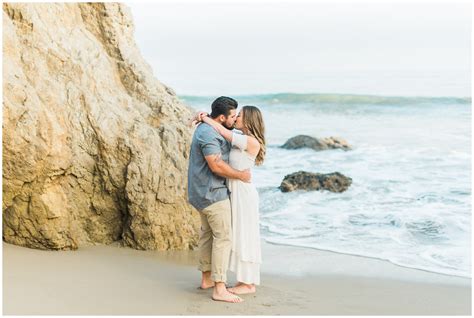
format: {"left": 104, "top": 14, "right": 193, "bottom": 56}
{"left": 126, "top": 1, "right": 471, "bottom": 96}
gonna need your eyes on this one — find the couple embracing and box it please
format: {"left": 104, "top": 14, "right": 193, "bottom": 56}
{"left": 187, "top": 96, "right": 266, "bottom": 303}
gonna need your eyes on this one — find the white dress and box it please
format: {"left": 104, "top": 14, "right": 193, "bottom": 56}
{"left": 227, "top": 132, "right": 262, "bottom": 285}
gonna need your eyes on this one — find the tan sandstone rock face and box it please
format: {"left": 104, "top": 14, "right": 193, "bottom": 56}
{"left": 3, "top": 3, "right": 200, "bottom": 250}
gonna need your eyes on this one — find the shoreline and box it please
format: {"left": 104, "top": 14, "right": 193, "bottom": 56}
{"left": 263, "top": 241, "right": 470, "bottom": 281}
{"left": 3, "top": 241, "right": 471, "bottom": 315}
{"left": 260, "top": 241, "right": 470, "bottom": 287}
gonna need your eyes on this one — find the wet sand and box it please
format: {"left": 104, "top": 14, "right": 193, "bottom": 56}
{"left": 3, "top": 241, "right": 471, "bottom": 315}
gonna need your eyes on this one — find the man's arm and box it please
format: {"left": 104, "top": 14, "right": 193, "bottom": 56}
{"left": 205, "top": 153, "right": 251, "bottom": 183}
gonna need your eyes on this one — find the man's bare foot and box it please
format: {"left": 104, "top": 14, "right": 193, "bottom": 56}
{"left": 199, "top": 281, "right": 215, "bottom": 290}
{"left": 212, "top": 290, "right": 244, "bottom": 303}
{"left": 228, "top": 284, "right": 256, "bottom": 295}
{"left": 199, "top": 271, "right": 215, "bottom": 289}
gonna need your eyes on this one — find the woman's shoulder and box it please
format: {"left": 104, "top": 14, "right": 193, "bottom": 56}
{"left": 243, "top": 135, "right": 260, "bottom": 158}
{"left": 246, "top": 135, "right": 260, "bottom": 148}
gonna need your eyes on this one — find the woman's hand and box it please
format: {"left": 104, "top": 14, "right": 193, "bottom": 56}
{"left": 198, "top": 111, "right": 209, "bottom": 122}
{"left": 187, "top": 111, "right": 208, "bottom": 127}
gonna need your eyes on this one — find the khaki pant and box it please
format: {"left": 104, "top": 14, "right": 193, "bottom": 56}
{"left": 197, "top": 198, "right": 232, "bottom": 283}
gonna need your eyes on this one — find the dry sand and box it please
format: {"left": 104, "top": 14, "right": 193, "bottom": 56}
{"left": 3, "top": 241, "right": 471, "bottom": 315}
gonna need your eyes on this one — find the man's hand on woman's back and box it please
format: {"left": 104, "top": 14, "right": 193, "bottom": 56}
{"left": 240, "top": 169, "right": 251, "bottom": 183}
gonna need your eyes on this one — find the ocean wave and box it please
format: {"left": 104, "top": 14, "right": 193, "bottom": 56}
{"left": 180, "top": 93, "right": 471, "bottom": 107}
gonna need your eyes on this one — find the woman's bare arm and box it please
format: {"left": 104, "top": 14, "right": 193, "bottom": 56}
{"left": 201, "top": 114, "right": 233, "bottom": 142}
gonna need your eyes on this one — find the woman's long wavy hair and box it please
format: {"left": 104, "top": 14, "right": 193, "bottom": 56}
{"left": 242, "top": 105, "right": 266, "bottom": 166}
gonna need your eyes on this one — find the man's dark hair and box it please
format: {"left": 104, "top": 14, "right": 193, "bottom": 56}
{"left": 210, "top": 96, "right": 238, "bottom": 118}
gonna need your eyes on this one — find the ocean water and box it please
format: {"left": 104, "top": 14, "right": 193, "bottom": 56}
{"left": 182, "top": 93, "right": 471, "bottom": 278}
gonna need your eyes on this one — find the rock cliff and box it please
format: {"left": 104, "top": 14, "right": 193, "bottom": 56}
{"left": 3, "top": 3, "right": 200, "bottom": 250}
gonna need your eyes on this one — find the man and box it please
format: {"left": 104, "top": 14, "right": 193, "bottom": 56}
{"left": 187, "top": 96, "right": 250, "bottom": 303}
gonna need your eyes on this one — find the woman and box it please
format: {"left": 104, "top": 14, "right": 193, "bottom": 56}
{"left": 196, "top": 105, "right": 266, "bottom": 295}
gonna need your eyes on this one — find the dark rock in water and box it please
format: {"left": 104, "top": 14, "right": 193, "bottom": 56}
{"left": 281, "top": 135, "right": 351, "bottom": 151}
{"left": 279, "top": 171, "right": 352, "bottom": 193}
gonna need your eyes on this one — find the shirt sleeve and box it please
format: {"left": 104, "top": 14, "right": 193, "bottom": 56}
{"left": 232, "top": 132, "right": 248, "bottom": 151}
{"left": 197, "top": 131, "right": 221, "bottom": 156}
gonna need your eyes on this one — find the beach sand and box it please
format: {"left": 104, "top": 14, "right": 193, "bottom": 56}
{"left": 3, "top": 241, "right": 471, "bottom": 315}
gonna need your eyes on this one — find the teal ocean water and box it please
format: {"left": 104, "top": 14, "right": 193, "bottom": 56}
{"left": 182, "top": 93, "right": 471, "bottom": 278}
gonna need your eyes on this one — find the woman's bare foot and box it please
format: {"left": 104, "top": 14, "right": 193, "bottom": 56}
{"left": 212, "top": 290, "right": 244, "bottom": 303}
{"left": 228, "top": 283, "right": 256, "bottom": 295}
